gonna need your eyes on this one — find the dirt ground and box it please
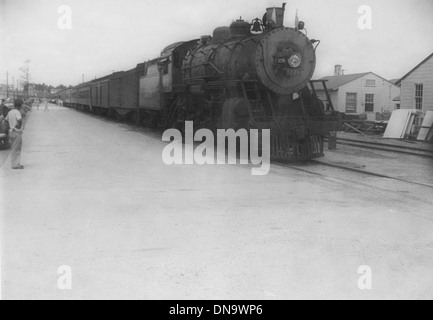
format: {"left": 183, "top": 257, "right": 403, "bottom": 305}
{"left": 1, "top": 105, "right": 433, "bottom": 300}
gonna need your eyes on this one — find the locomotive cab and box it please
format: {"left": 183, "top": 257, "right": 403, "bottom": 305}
{"left": 139, "top": 40, "right": 198, "bottom": 111}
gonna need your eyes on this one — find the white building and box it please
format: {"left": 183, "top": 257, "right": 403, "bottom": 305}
{"left": 314, "top": 72, "right": 401, "bottom": 121}
{"left": 396, "top": 53, "right": 433, "bottom": 111}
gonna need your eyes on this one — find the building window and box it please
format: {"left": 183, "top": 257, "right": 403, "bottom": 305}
{"left": 346, "top": 93, "right": 357, "bottom": 113}
{"left": 415, "top": 83, "right": 423, "bottom": 110}
{"left": 366, "top": 79, "right": 376, "bottom": 87}
{"left": 365, "top": 94, "right": 374, "bottom": 112}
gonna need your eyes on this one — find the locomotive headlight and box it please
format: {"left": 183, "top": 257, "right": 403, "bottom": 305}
{"left": 288, "top": 54, "right": 302, "bottom": 68}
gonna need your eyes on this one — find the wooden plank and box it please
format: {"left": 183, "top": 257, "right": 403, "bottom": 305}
{"left": 343, "top": 122, "right": 367, "bottom": 136}
{"left": 417, "top": 111, "right": 433, "bottom": 141}
{"left": 427, "top": 126, "right": 433, "bottom": 143}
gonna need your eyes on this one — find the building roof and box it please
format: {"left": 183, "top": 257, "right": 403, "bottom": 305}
{"left": 396, "top": 53, "right": 433, "bottom": 86}
{"left": 313, "top": 72, "right": 398, "bottom": 91}
{"left": 317, "top": 73, "right": 370, "bottom": 91}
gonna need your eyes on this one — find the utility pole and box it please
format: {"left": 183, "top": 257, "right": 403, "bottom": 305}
{"left": 19, "top": 59, "right": 31, "bottom": 98}
{"left": 12, "top": 76, "right": 15, "bottom": 99}
{"left": 6, "top": 71, "right": 9, "bottom": 98}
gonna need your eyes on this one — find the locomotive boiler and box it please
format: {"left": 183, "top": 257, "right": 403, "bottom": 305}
{"left": 183, "top": 9, "right": 315, "bottom": 95}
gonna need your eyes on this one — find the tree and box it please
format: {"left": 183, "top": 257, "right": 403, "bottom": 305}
{"left": 19, "top": 59, "right": 31, "bottom": 97}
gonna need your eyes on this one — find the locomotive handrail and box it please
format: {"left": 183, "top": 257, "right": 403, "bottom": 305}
{"left": 208, "top": 62, "right": 225, "bottom": 74}
{"left": 184, "top": 62, "right": 225, "bottom": 75}
{"left": 309, "top": 80, "right": 335, "bottom": 112}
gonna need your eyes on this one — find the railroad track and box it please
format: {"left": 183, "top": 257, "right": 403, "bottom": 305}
{"left": 274, "top": 137, "right": 433, "bottom": 188}
{"left": 328, "top": 138, "right": 433, "bottom": 159}
{"left": 273, "top": 159, "right": 433, "bottom": 189}
{"left": 74, "top": 107, "right": 433, "bottom": 187}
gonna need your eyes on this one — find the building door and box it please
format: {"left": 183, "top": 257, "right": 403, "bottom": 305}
{"left": 346, "top": 93, "right": 357, "bottom": 113}
{"left": 365, "top": 94, "right": 374, "bottom": 112}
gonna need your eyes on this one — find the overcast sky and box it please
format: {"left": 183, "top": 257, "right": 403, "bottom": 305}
{"left": 1, "top": 0, "right": 432, "bottom": 87}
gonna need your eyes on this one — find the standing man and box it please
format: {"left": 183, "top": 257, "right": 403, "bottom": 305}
{"left": 1, "top": 99, "right": 10, "bottom": 117}
{"left": 6, "top": 99, "right": 24, "bottom": 169}
{"left": 44, "top": 98, "right": 49, "bottom": 112}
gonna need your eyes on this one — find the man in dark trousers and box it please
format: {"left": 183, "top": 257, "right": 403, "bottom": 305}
{"left": 6, "top": 99, "right": 24, "bottom": 169}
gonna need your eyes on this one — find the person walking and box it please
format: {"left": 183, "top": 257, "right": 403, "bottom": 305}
{"left": 6, "top": 99, "right": 24, "bottom": 169}
{"left": 44, "top": 98, "right": 49, "bottom": 112}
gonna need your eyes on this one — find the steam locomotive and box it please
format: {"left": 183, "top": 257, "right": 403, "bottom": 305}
{"left": 58, "top": 4, "right": 341, "bottom": 160}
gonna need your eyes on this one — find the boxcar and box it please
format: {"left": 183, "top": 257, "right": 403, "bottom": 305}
{"left": 108, "top": 64, "right": 145, "bottom": 121}
{"left": 72, "top": 83, "right": 92, "bottom": 111}
{"left": 91, "top": 76, "right": 110, "bottom": 115}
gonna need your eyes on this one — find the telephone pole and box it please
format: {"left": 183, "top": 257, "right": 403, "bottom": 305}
{"left": 6, "top": 71, "right": 9, "bottom": 98}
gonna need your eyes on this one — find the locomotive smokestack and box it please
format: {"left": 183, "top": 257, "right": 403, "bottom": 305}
{"left": 266, "top": 3, "right": 286, "bottom": 28}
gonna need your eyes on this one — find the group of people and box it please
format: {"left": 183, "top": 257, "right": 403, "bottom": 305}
{"left": 0, "top": 98, "right": 26, "bottom": 169}
{"left": 0, "top": 97, "right": 61, "bottom": 170}
{"left": 35, "top": 98, "right": 49, "bottom": 112}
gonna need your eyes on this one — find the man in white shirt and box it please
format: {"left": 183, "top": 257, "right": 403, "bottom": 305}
{"left": 6, "top": 99, "right": 24, "bottom": 169}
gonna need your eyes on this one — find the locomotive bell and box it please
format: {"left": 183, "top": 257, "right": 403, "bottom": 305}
{"left": 251, "top": 18, "right": 263, "bottom": 33}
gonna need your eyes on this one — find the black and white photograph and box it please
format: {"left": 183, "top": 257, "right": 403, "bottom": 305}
{"left": 0, "top": 0, "right": 433, "bottom": 302}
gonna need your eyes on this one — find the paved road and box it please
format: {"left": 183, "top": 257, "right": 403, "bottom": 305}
{"left": 1, "top": 105, "right": 433, "bottom": 300}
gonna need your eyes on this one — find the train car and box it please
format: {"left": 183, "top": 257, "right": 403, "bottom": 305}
{"left": 107, "top": 65, "right": 145, "bottom": 121}
{"left": 65, "top": 88, "right": 73, "bottom": 107}
{"left": 58, "top": 89, "right": 67, "bottom": 106}
{"left": 58, "top": 88, "right": 72, "bottom": 107}
{"left": 72, "top": 83, "right": 92, "bottom": 111}
{"left": 90, "top": 75, "right": 110, "bottom": 115}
